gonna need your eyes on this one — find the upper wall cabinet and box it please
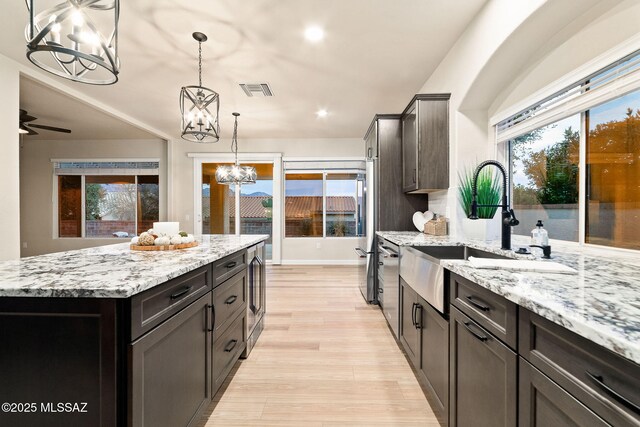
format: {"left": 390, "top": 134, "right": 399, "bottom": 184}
{"left": 401, "top": 94, "right": 450, "bottom": 193}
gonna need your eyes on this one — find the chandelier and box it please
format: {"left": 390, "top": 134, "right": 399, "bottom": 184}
{"left": 216, "top": 113, "right": 256, "bottom": 185}
{"left": 180, "top": 32, "right": 220, "bottom": 143}
{"left": 25, "top": 0, "right": 120, "bottom": 85}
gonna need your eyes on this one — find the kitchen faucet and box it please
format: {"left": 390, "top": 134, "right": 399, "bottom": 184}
{"left": 468, "top": 160, "right": 519, "bottom": 250}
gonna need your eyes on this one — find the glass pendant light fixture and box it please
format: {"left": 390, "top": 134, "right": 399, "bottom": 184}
{"left": 216, "top": 113, "right": 257, "bottom": 185}
{"left": 25, "top": 0, "right": 120, "bottom": 85}
{"left": 180, "top": 32, "right": 220, "bottom": 143}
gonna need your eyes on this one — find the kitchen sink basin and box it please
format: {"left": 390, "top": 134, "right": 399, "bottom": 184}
{"left": 410, "top": 245, "right": 511, "bottom": 261}
{"left": 400, "top": 245, "right": 510, "bottom": 314}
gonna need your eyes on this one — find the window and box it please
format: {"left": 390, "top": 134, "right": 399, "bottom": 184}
{"left": 285, "top": 173, "right": 324, "bottom": 237}
{"left": 502, "top": 50, "right": 640, "bottom": 250}
{"left": 586, "top": 90, "right": 640, "bottom": 249}
{"left": 285, "top": 171, "right": 364, "bottom": 238}
{"left": 55, "top": 161, "right": 160, "bottom": 238}
{"left": 510, "top": 115, "right": 580, "bottom": 241}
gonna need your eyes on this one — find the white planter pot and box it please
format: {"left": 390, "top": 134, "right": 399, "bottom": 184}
{"left": 460, "top": 216, "right": 501, "bottom": 242}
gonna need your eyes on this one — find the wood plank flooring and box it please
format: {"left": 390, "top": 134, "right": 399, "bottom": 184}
{"left": 199, "top": 265, "right": 438, "bottom": 426}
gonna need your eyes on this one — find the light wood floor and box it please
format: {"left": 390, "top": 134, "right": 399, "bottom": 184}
{"left": 199, "top": 265, "right": 438, "bottom": 426}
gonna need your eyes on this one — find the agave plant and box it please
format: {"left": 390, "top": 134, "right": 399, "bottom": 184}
{"left": 458, "top": 165, "right": 502, "bottom": 219}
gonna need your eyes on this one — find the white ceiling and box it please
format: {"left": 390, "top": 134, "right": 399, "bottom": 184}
{"left": 20, "top": 77, "right": 159, "bottom": 140}
{"left": 2, "top": 0, "right": 488, "bottom": 140}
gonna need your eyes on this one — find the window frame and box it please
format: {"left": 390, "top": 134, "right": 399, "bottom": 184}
{"left": 284, "top": 169, "right": 364, "bottom": 240}
{"left": 500, "top": 49, "right": 640, "bottom": 251}
{"left": 52, "top": 159, "right": 161, "bottom": 240}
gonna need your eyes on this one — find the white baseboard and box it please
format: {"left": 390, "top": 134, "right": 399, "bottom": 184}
{"left": 280, "top": 259, "right": 362, "bottom": 266}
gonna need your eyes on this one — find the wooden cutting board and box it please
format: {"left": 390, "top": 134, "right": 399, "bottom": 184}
{"left": 130, "top": 241, "right": 199, "bottom": 251}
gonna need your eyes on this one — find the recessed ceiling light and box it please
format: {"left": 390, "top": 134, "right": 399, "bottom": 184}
{"left": 316, "top": 109, "right": 328, "bottom": 118}
{"left": 304, "top": 26, "right": 325, "bottom": 43}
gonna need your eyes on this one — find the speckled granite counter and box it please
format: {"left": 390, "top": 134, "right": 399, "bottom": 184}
{"left": 0, "top": 234, "right": 268, "bottom": 298}
{"left": 377, "top": 231, "right": 640, "bottom": 365}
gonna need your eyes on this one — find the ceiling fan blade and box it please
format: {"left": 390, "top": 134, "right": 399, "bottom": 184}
{"left": 28, "top": 124, "right": 72, "bottom": 133}
{"left": 20, "top": 113, "right": 37, "bottom": 123}
{"left": 24, "top": 126, "right": 39, "bottom": 136}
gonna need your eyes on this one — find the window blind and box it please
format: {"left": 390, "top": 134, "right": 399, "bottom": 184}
{"left": 496, "top": 50, "right": 640, "bottom": 143}
{"left": 53, "top": 160, "right": 160, "bottom": 175}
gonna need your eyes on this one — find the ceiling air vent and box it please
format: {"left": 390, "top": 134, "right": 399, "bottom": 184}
{"left": 239, "top": 83, "right": 273, "bottom": 97}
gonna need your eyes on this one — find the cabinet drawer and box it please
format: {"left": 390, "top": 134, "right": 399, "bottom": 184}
{"left": 213, "top": 311, "right": 246, "bottom": 395}
{"left": 213, "top": 251, "right": 247, "bottom": 286}
{"left": 130, "top": 265, "right": 212, "bottom": 340}
{"left": 520, "top": 309, "right": 640, "bottom": 426}
{"left": 450, "top": 272, "right": 517, "bottom": 349}
{"left": 213, "top": 271, "right": 246, "bottom": 335}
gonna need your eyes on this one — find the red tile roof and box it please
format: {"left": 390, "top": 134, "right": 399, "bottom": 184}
{"left": 203, "top": 196, "right": 356, "bottom": 219}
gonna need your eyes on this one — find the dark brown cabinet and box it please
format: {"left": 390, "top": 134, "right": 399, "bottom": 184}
{"left": 520, "top": 308, "right": 640, "bottom": 426}
{"left": 519, "top": 358, "right": 608, "bottom": 427}
{"left": 420, "top": 298, "right": 449, "bottom": 423}
{"left": 450, "top": 306, "right": 517, "bottom": 427}
{"left": 401, "top": 94, "right": 450, "bottom": 193}
{"left": 400, "top": 278, "right": 421, "bottom": 366}
{"left": 0, "top": 245, "right": 263, "bottom": 427}
{"left": 130, "top": 293, "right": 212, "bottom": 427}
{"left": 364, "top": 115, "right": 428, "bottom": 232}
{"left": 399, "top": 279, "right": 449, "bottom": 425}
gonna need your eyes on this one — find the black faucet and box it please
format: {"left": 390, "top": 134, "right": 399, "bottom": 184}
{"left": 468, "top": 160, "right": 519, "bottom": 250}
{"left": 529, "top": 244, "right": 552, "bottom": 259}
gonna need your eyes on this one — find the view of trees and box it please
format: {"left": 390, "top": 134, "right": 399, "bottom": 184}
{"left": 513, "top": 126, "right": 579, "bottom": 206}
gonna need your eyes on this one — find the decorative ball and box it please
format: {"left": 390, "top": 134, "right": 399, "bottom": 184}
{"left": 170, "top": 234, "right": 183, "bottom": 245}
{"left": 154, "top": 236, "right": 170, "bottom": 246}
{"left": 131, "top": 236, "right": 139, "bottom": 245}
{"left": 138, "top": 232, "right": 155, "bottom": 246}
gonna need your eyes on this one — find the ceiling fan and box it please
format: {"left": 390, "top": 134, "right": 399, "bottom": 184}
{"left": 19, "top": 109, "right": 71, "bottom": 136}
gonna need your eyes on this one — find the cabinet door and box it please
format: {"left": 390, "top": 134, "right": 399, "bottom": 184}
{"left": 417, "top": 98, "right": 449, "bottom": 191}
{"left": 130, "top": 294, "right": 211, "bottom": 427}
{"left": 519, "top": 358, "right": 608, "bottom": 427}
{"left": 402, "top": 103, "right": 418, "bottom": 192}
{"left": 399, "top": 279, "right": 420, "bottom": 366}
{"left": 420, "top": 298, "right": 449, "bottom": 423}
{"left": 450, "top": 306, "right": 517, "bottom": 427}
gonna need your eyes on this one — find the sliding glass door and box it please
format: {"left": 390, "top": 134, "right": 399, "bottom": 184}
{"left": 200, "top": 162, "right": 274, "bottom": 260}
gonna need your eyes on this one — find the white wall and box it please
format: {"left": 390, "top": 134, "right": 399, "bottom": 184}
{"left": 414, "top": 0, "right": 636, "bottom": 240}
{"left": 170, "top": 137, "right": 363, "bottom": 264}
{"left": 20, "top": 139, "right": 167, "bottom": 257}
{"left": 0, "top": 55, "right": 21, "bottom": 260}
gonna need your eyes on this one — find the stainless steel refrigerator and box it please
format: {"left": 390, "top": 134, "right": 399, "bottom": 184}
{"left": 356, "top": 115, "right": 428, "bottom": 304}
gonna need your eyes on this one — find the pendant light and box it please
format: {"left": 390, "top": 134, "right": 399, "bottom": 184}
{"left": 216, "top": 113, "right": 256, "bottom": 185}
{"left": 25, "top": 0, "right": 120, "bottom": 85}
{"left": 180, "top": 32, "right": 220, "bottom": 143}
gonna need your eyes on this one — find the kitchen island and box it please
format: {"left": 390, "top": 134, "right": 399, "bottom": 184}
{"left": 377, "top": 231, "right": 640, "bottom": 427}
{"left": 0, "top": 234, "right": 268, "bottom": 427}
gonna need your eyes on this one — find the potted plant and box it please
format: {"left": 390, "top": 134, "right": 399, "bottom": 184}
{"left": 458, "top": 165, "right": 501, "bottom": 239}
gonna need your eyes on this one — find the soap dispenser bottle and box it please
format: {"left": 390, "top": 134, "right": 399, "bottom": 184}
{"left": 531, "top": 220, "right": 549, "bottom": 246}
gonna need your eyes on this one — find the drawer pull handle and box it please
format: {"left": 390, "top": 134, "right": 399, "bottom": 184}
{"left": 463, "top": 321, "right": 488, "bottom": 342}
{"left": 170, "top": 286, "right": 192, "bottom": 300}
{"left": 466, "top": 295, "right": 490, "bottom": 311}
{"left": 414, "top": 304, "right": 422, "bottom": 330}
{"left": 206, "top": 304, "right": 214, "bottom": 332}
{"left": 224, "top": 339, "right": 238, "bottom": 353}
{"left": 586, "top": 371, "right": 640, "bottom": 414}
{"left": 411, "top": 303, "right": 417, "bottom": 328}
{"left": 225, "top": 261, "right": 237, "bottom": 269}
{"left": 225, "top": 295, "right": 238, "bottom": 305}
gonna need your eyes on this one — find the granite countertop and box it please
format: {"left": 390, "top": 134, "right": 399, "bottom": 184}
{"left": 0, "top": 234, "right": 268, "bottom": 299}
{"left": 377, "top": 231, "right": 640, "bottom": 365}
